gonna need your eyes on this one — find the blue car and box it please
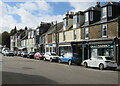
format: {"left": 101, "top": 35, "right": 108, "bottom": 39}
{"left": 58, "top": 53, "right": 81, "bottom": 65}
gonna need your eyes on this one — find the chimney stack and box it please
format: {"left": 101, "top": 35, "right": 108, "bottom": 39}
{"left": 96, "top": 2, "right": 100, "bottom": 7}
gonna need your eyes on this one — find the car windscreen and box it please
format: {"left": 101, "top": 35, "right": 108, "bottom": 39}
{"left": 105, "top": 57, "right": 113, "bottom": 60}
{"left": 51, "top": 53, "right": 56, "bottom": 56}
{"left": 30, "top": 52, "right": 35, "bottom": 54}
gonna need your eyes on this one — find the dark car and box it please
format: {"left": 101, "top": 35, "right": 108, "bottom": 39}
{"left": 21, "top": 51, "right": 28, "bottom": 57}
{"left": 27, "top": 52, "right": 35, "bottom": 58}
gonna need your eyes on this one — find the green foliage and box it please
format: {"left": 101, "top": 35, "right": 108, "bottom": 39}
{"left": 2, "top": 31, "right": 10, "bottom": 48}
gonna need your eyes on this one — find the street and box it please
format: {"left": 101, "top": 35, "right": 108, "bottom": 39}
{"left": 1, "top": 54, "right": 119, "bottom": 85}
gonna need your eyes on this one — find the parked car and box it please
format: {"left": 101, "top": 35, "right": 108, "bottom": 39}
{"left": 82, "top": 56, "right": 117, "bottom": 70}
{"left": 44, "top": 52, "right": 59, "bottom": 62}
{"left": 27, "top": 52, "right": 35, "bottom": 58}
{"left": 2, "top": 48, "right": 9, "bottom": 54}
{"left": 3, "top": 50, "right": 14, "bottom": 56}
{"left": 17, "top": 51, "right": 22, "bottom": 56}
{"left": 34, "top": 52, "right": 44, "bottom": 60}
{"left": 21, "top": 51, "right": 28, "bottom": 57}
{"left": 58, "top": 53, "right": 81, "bottom": 65}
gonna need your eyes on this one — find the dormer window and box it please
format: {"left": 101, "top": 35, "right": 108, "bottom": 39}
{"left": 90, "top": 11, "right": 93, "bottom": 21}
{"left": 108, "top": 6, "right": 112, "bottom": 17}
{"left": 102, "top": 7, "right": 107, "bottom": 18}
{"left": 85, "top": 12, "right": 88, "bottom": 22}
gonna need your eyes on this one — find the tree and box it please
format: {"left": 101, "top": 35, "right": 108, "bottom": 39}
{"left": 2, "top": 31, "right": 10, "bottom": 48}
{"left": 10, "top": 26, "right": 17, "bottom": 36}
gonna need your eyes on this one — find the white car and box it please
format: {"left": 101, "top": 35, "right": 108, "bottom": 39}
{"left": 3, "top": 50, "right": 14, "bottom": 56}
{"left": 82, "top": 56, "right": 117, "bottom": 70}
{"left": 43, "top": 52, "right": 59, "bottom": 62}
{"left": 2, "top": 48, "right": 9, "bottom": 54}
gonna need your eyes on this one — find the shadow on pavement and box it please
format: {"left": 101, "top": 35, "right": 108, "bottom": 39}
{"left": 2, "top": 71, "right": 58, "bottom": 85}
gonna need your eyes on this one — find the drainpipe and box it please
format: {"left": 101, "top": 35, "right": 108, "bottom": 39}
{"left": 114, "top": 39, "right": 116, "bottom": 62}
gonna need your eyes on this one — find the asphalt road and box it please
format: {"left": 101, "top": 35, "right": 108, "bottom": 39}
{"left": 1, "top": 54, "right": 119, "bottom": 85}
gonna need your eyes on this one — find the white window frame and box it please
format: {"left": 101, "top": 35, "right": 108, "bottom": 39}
{"left": 102, "top": 24, "right": 107, "bottom": 37}
{"left": 90, "top": 11, "right": 93, "bottom": 21}
{"left": 108, "top": 6, "right": 112, "bottom": 17}
{"left": 85, "top": 27, "right": 89, "bottom": 39}
{"left": 102, "top": 7, "right": 107, "bottom": 18}
{"left": 85, "top": 12, "right": 88, "bottom": 22}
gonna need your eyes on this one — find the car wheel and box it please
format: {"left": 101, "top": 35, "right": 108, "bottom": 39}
{"left": 43, "top": 57, "right": 46, "bottom": 61}
{"left": 99, "top": 64, "right": 104, "bottom": 70}
{"left": 68, "top": 60, "right": 72, "bottom": 65}
{"left": 58, "top": 59, "right": 61, "bottom": 63}
{"left": 50, "top": 58, "right": 52, "bottom": 62}
{"left": 84, "top": 62, "right": 88, "bottom": 68}
{"left": 112, "top": 67, "right": 117, "bottom": 70}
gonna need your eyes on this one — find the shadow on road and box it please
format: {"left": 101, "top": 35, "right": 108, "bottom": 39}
{"left": 2, "top": 71, "right": 58, "bottom": 85}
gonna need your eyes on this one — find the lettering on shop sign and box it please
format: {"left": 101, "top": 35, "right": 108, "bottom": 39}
{"left": 90, "top": 45, "right": 113, "bottom": 48}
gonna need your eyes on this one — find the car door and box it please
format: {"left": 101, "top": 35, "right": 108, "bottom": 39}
{"left": 95, "top": 57, "right": 103, "bottom": 67}
{"left": 88, "top": 58, "right": 96, "bottom": 67}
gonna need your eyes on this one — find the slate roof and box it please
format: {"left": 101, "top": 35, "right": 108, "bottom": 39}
{"left": 102, "top": 1, "right": 120, "bottom": 7}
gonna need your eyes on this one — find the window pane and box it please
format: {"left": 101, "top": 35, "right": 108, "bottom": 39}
{"left": 102, "top": 7, "right": 107, "bottom": 18}
{"left": 85, "top": 12, "right": 88, "bottom": 22}
{"left": 102, "top": 24, "right": 107, "bottom": 37}
{"left": 73, "top": 16, "right": 77, "bottom": 24}
{"left": 108, "top": 6, "right": 112, "bottom": 17}
{"left": 90, "top": 11, "right": 93, "bottom": 21}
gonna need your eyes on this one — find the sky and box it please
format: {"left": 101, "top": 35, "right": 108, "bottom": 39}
{"left": 0, "top": 0, "right": 119, "bottom": 33}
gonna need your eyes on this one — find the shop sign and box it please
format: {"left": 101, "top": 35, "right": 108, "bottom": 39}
{"left": 90, "top": 45, "right": 114, "bottom": 48}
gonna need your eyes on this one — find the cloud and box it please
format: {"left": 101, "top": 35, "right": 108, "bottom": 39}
{"left": 69, "top": 2, "right": 96, "bottom": 12}
{"left": 0, "top": 1, "right": 64, "bottom": 33}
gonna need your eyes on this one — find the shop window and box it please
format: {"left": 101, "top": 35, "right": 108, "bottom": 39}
{"left": 102, "top": 24, "right": 107, "bottom": 37}
{"left": 53, "top": 47, "right": 56, "bottom": 53}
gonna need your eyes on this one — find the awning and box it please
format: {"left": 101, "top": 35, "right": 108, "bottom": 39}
{"left": 59, "top": 42, "right": 71, "bottom": 47}
{"left": 18, "top": 47, "right": 26, "bottom": 50}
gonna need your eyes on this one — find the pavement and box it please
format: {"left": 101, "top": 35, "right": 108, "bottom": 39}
{"left": 0, "top": 54, "right": 119, "bottom": 85}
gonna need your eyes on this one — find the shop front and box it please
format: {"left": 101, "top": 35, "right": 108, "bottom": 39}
{"left": 59, "top": 42, "right": 72, "bottom": 56}
{"left": 89, "top": 39, "right": 117, "bottom": 62}
{"left": 45, "top": 44, "right": 56, "bottom": 54}
{"left": 71, "top": 41, "right": 89, "bottom": 62}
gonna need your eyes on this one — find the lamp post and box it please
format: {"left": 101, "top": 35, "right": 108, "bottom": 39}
{"left": 55, "top": 21, "right": 59, "bottom": 55}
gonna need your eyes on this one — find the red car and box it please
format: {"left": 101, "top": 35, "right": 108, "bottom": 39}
{"left": 34, "top": 52, "right": 44, "bottom": 60}
{"left": 17, "top": 51, "right": 22, "bottom": 56}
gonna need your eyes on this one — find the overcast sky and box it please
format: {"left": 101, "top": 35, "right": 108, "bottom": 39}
{"left": 0, "top": 0, "right": 117, "bottom": 33}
